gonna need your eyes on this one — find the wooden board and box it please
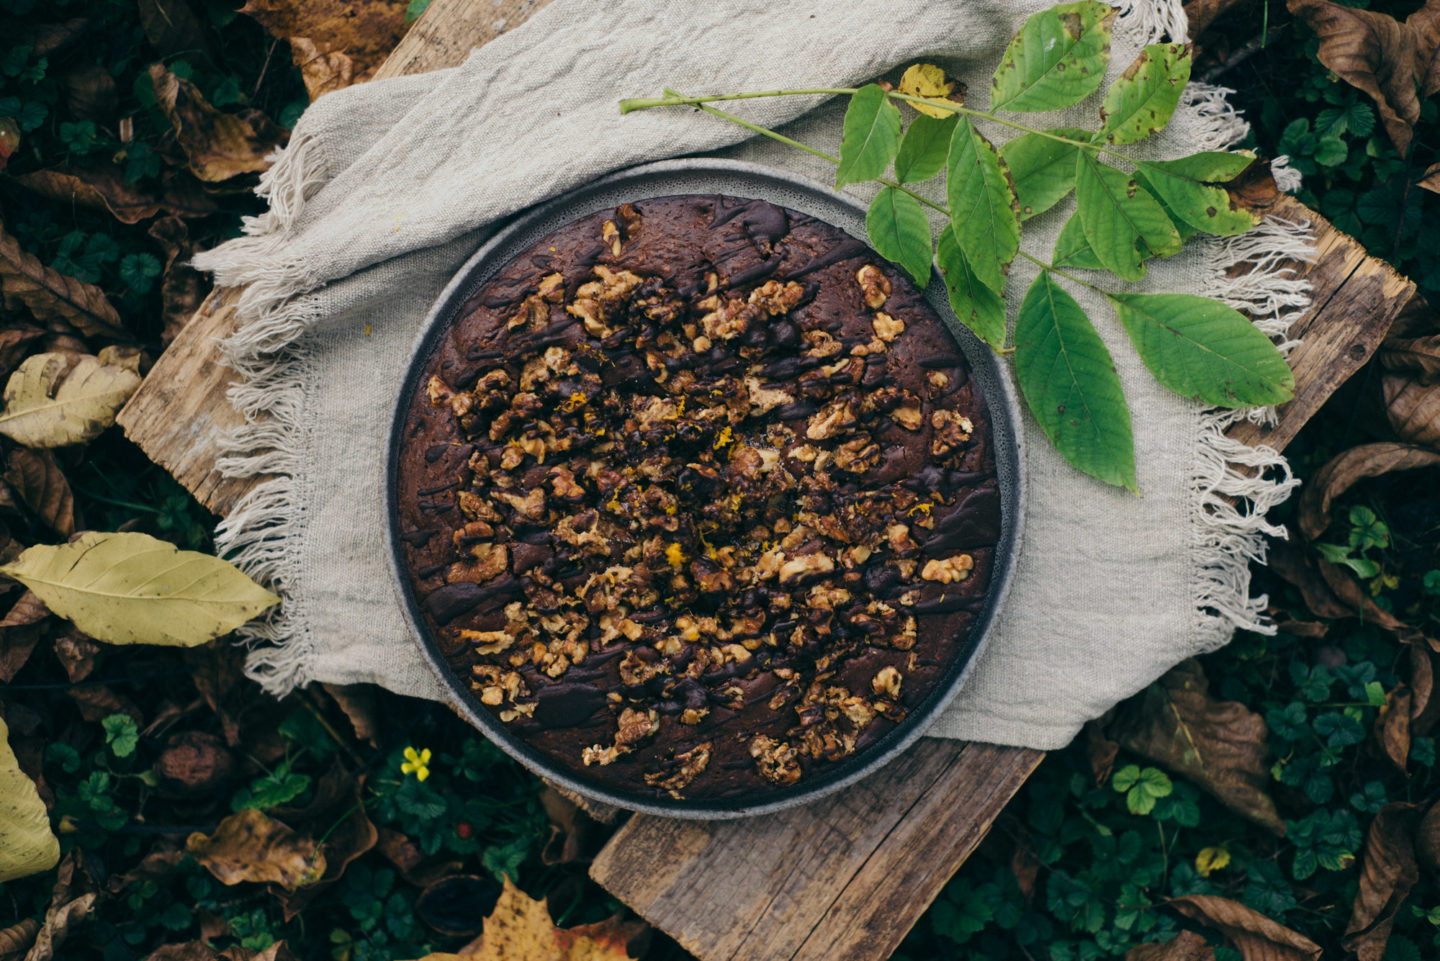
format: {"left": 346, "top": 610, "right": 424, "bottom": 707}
{"left": 111, "top": 4, "right": 1418, "bottom": 959}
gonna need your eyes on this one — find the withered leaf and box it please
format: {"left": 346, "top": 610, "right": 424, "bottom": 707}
{"left": 0, "top": 353, "right": 141, "bottom": 448}
{"left": 1126, "top": 930, "right": 1216, "bottom": 961}
{"left": 1375, "top": 686, "right": 1412, "bottom": 773}
{"left": 0, "top": 918, "right": 39, "bottom": 959}
{"left": 1316, "top": 556, "right": 1407, "bottom": 631}
{"left": 1110, "top": 659, "right": 1284, "bottom": 834}
{"left": 14, "top": 165, "right": 218, "bottom": 225}
{"left": 1169, "top": 895, "right": 1322, "bottom": 961}
{"left": 25, "top": 892, "right": 95, "bottom": 961}
{"left": 0, "top": 224, "right": 125, "bottom": 339}
{"left": 149, "top": 65, "right": 286, "bottom": 182}
{"left": 0, "top": 715, "right": 59, "bottom": 884}
{"left": 1297, "top": 442, "right": 1440, "bottom": 541}
{"left": 3, "top": 448, "right": 75, "bottom": 536}
{"left": 0, "top": 622, "right": 41, "bottom": 684}
{"left": 143, "top": 943, "right": 221, "bottom": 961}
{"left": 1381, "top": 330, "right": 1440, "bottom": 382}
{"left": 1417, "top": 800, "right": 1440, "bottom": 872}
{"left": 22, "top": 18, "right": 91, "bottom": 59}
{"left": 1343, "top": 803, "right": 1420, "bottom": 961}
{"left": 239, "top": 0, "right": 410, "bottom": 101}
{"left": 1409, "top": 641, "right": 1440, "bottom": 737}
{"left": 0, "top": 327, "right": 45, "bottom": 376}
{"left": 321, "top": 682, "right": 380, "bottom": 747}
{"left": 61, "top": 64, "right": 116, "bottom": 124}
{"left": 1418, "top": 161, "right": 1440, "bottom": 195}
{"left": 1383, "top": 374, "right": 1440, "bottom": 448}
{"left": 457, "top": 877, "right": 639, "bottom": 961}
{"left": 52, "top": 630, "right": 99, "bottom": 683}
{"left": 186, "top": 808, "right": 326, "bottom": 891}
{"left": 1084, "top": 719, "right": 1119, "bottom": 786}
{"left": 148, "top": 217, "right": 208, "bottom": 345}
{"left": 268, "top": 763, "right": 377, "bottom": 920}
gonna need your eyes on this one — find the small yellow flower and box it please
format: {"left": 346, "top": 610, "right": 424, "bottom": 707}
{"left": 401, "top": 746, "right": 432, "bottom": 782}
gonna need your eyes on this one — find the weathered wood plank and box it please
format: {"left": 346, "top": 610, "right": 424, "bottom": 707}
{"left": 115, "top": 0, "right": 555, "bottom": 517}
{"left": 589, "top": 741, "right": 1043, "bottom": 961}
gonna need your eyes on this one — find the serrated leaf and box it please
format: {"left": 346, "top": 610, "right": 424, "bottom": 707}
{"left": 0, "top": 716, "right": 59, "bottom": 883}
{"left": 946, "top": 117, "right": 1020, "bottom": 295}
{"left": 897, "top": 63, "right": 962, "bottom": 119}
{"left": 836, "top": 84, "right": 902, "bottom": 189}
{"left": 0, "top": 531, "right": 279, "bottom": 647}
{"left": 1135, "top": 151, "right": 1261, "bottom": 236}
{"left": 0, "top": 222, "right": 126, "bottom": 338}
{"left": 0, "top": 352, "right": 142, "bottom": 448}
{"left": 990, "top": 1, "right": 1115, "bottom": 113}
{"left": 1110, "top": 293, "right": 1294, "bottom": 407}
{"left": 1098, "top": 43, "right": 1191, "bottom": 144}
{"left": 1074, "top": 153, "right": 1180, "bottom": 281}
{"left": 1052, "top": 214, "right": 1105, "bottom": 269}
{"left": 866, "top": 187, "right": 932, "bottom": 287}
{"left": 999, "top": 128, "right": 1089, "bottom": 220}
{"left": 936, "top": 226, "right": 1006, "bottom": 350}
{"left": 894, "top": 113, "right": 955, "bottom": 183}
{"left": 1014, "top": 272, "right": 1135, "bottom": 491}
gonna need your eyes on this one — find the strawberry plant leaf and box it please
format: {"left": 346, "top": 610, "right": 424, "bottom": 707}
{"left": 836, "top": 83, "right": 902, "bottom": 188}
{"left": 937, "top": 225, "right": 1006, "bottom": 350}
{"left": 946, "top": 116, "right": 1020, "bottom": 294}
{"left": 1014, "top": 272, "right": 1136, "bottom": 491}
{"left": 1075, "top": 152, "right": 1181, "bottom": 281}
{"left": 999, "top": 128, "right": 1089, "bottom": 220}
{"left": 1110, "top": 293, "right": 1295, "bottom": 407}
{"left": 1098, "top": 43, "right": 1191, "bottom": 144}
{"left": 990, "top": 1, "right": 1116, "bottom": 113}
{"left": 866, "top": 186, "right": 932, "bottom": 287}
{"left": 894, "top": 113, "right": 955, "bottom": 184}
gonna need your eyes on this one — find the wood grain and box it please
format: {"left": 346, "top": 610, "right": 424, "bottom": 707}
{"left": 590, "top": 741, "right": 1043, "bottom": 961}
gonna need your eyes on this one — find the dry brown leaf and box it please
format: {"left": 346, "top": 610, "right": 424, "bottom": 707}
{"left": 187, "top": 808, "right": 326, "bottom": 891}
{"left": 539, "top": 787, "right": 605, "bottom": 867}
{"left": 1316, "top": 557, "right": 1407, "bottom": 631}
{"left": 14, "top": 165, "right": 218, "bottom": 225}
{"left": 1126, "top": 930, "right": 1216, "bottom": 961}
{"left": 1287, "top": 0, "right": 1432, "bottom": 154}
{"left": 1084, "top": 720, "right": 1120, "bottom": 786}
{"left": 239, "top": 0, "right": 410, "bottom": 101}
{"left": 61, "top": 64, "right": 116, "bottom": 124}
{"left": 219, "top": 945, "right": 298, "bottom": 961}
{"left": 52, "top": 630, "right": 98, "bottom": 683}
{"left": 0, "top": 224, "right": 125, "bottom": 339}
{"left": 3, "top": 448, "right": 75, "bottom": 536}
{"left": 68, "top": 685, "right": 143, "bottom": 724}
{"left": 0, "top": 918, "right": 39, "bottom": 960}
{"left": 1169, "top": 895, "right": 1322, "bottom": 961}
{"left": 0, "top": 622, "right": 42, "bottom": 684}
{"left": 143, "top": 943, "right": 221, "bottom": 961}
{"left": 1408, "top": 2, "right": 1440, "bottom": 96}
{"left": 0, "top": 328, "right": 45, "bottom": 376}
{"left": 1381, "top": 331, "right": 1440, "bottom": 382}
{"left": 1375, "top": 686, "right": 1412, "bottom": 773}
{"left": 1184, "top": 0, "right": 1250, "bottom": 40}
{"left": 1342, "top": 803, "right": 1419, "bottom": 960}
{"left": 1417, "top": 800, "right": 1440, "bottom": 872}
{"left": 25, "top": 892, "right": 95, "bottom": 961}
{"left": 1408, "top": 640, "right": 1440, "bottom": 737}
{"left": 268, "top": 763, "right": 377, "bottom": 920}
{"left": 1418, "top": 161, "right": 1440, "bottom": 195}
{"left": 147, "top": 217, "right": 208, "bottom": 344}
{"left": 1297, "top": 443, "right": 1440, "bottom": 540}
{"left": 138, "top": 0, "right": 214, "bottom": 60}
{"left": 149, "top": 64, "right": 286, "bottom": 182}
{"left": 321, "top": 682, "right": 380, "bottom": 746}
{"left": 457, "top": 877, "right": 638, "bottom": 961}
{"left": 1383, "top": 374, "right": 1440, "bottom": 448}
{"left": 1110, "top": 659, "right": 1284, "bottom": 834}
{"left": 415, "top": 875, "right": 503, "bottom": 938}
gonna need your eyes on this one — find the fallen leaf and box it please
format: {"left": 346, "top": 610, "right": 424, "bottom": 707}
{"left": 539, "top": 787, "right": 607, "bottom": 867}
{"left": 1110, "top": 659, "right": 1284, "bottom": 834}
{"left": 153, "top": 731, "right": 237, "bottom": 798}
{"left": 1169, "top": 894, "right": 1322, "bottom": 961}
{"left": 321, "top": 682, "right": 380, "bottom": 746}
{"left": 1287, "top": 0, "right": 1440, "bottom": 154}
{"left": 1084, "top": 718, "right": 1120, "bottom": 786}
{"left": 1316, "top": 556, "right": 1406, "bottom": 631}
{"left": 1408, "top": 640, "right": 1440, "bottom": 737}
{"left": 0, "top": 621, "right": 42, "bottom": 684}
{"left": 1297, "top": 443, "right": 1440, "bottom": 540}
{"left": 3, "top": 448, "right": 74, "bottom": 536}
{"left": 1126, "top": 930, "right": 1216, "bottom": 961}
{"left": 148, "top": 217, "right": 208, "bottom": 344}
{"left": 268, "top": 763, "right": 377, "bottom": 919}
{"left": 61, "top": 64, "right": 116, "bottom": 123}
{"left": 0, "top": 327, "right": 44, "bottom": 375}
{"left": 1381, "top": 330, "right": 1440, "bottom": 381}
{"left": 1417, "top": 800, "right": 1440, "bottom": 872}
{"left": 0, "top": 531, "right": 279, "bottom": 646}
{"left": 239, "top": 0, "right": 410, "bottom": 100}
{"left": 143, "top": 944, "right": 221, "bottom": 961}
{"left": 0, "top": 225, "right": 125, "bottom": 339}
{"left": 138, "top": 0, "right": 214, "bottom": 60}
{"left": 1343, "top": 803, "right": 1420, "bottom": 960}
{"left": 25, "top": 892, "right": 95, "bottom": 961}
{"left": 1418, "top": 162, "right": 1440, "bottom": 195}
{"left": 0, "top": 715, "right": 58, "bottom": 883}
{"left": 149, "top": 65, "right": 286, "bottom": 182}
{"left": 68, "top": 685, "right": 143, "bottom": 724}
{"left": 187, "top": 808, "right": 326, "bottom": 891}
{"left": 14, "top": 165, "right": 219, "bottom": 225}
{"left": 219, "top": 943, "right": 298, "bottom": 961}
{"left": 22, "top": 18, "right": 91, "bottom": 58}
{"left": 1383, "top": 374, "right": 1440, "bottom": 448}
{"left": 0, "top": 918, "right": 39, "bottom": 960}
{"left": 52, "top": 629, "right": 99, "bottom": 682}
{"left": 458, "top": 877, "right": 638, "bottom": 961}
{"left": 897, "top": 63, "right": 963, "bottom": 119}
{"left": 1375, "top": 686, "right": 1412, "bottom": 773}
{"left": 0, "top": 352, "right": 141, "bottom": 448}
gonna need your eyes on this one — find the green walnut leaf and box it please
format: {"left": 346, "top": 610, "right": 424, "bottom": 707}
{"left": 1052, "top": 214, "right": 1105, "bottom": 269}
{"left": 1110, "top": 293, "right": 1295, "bottom": 407}
{"left": 946, "top": 116, "right": 1020, "bottom": 295}
{"left": 0, "top": 531, "right": 280, "bottom": 647}
{"left": 866, "top": 186, "right": 932, "bottom": 287}
{"left": 936, "top": 226, "right": 1006, "bottom": 351}
{"left": 1135, "top": 152, "right": 1261, "bottom": 236}
{"left": 1133, "top": 169, "right": 1198, "bottom": 245}
{"left": 1074, "top": 152, "right": 1181, "bottom": 281}
{"left": 999, "top": 128, "right": 1090, "bottom": 220}
{"left": 894, "top": 113, "right": 955, "bottom": 184}
{"left": 836, "top": 84, "right": 902, "bottom": 188}
{"left": 1097, "top": 43, "right": 1191, "bottom": 145}
{"left": 990, "top": 1, "right": 1116, "bottom": 113}
{"left": 1015, "top": 273, "right": 1136, "bottom": 491}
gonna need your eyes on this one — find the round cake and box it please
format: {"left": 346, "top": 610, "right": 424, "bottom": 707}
{"left": 394, "top": 194, "right": 1001, "bottom": 801}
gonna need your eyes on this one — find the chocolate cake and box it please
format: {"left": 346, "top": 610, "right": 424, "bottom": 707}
{"left": 395, "top": 194, "right": 1002, "bottom": 801}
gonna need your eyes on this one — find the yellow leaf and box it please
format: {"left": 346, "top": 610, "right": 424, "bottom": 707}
{"left": 0, "top": 716, "right": 60, "bottom": 883}
{"left": 1195, "top": 845, "right": 1231, "bottom": 877}
{"left": 899, "top": 63, "right": 962, "bottom": 119}
{"left": 187, "top": 808, "right": 326, "bottom": 891}
{"left": 0, "top": 531, "right": 279, "bottom": 647}
{"left": 0, "top": 352, "right": 141, "bottom": 448}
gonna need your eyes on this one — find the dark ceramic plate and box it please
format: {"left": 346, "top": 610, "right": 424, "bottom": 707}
{"left": 383, "top": 159, "right": 1026, "bottom": 819}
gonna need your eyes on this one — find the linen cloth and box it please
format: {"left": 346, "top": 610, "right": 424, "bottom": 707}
{"left": 195, "top": 0, "right": 1312, "bottom": 751}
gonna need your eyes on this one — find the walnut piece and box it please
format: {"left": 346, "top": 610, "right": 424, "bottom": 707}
{"left": 872, "top": 666, "right": 903, "bottom": 698}
{"left": 872, "top": 311, "right": 905, "bottom": 342}
{"left": 920, "top": 553, "right": 974, "bottom": 584}
{"left": 856, "top": 264, "right": 891, "bottom": 308}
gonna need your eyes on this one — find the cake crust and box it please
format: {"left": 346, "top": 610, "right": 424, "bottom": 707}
{"left": 396, "top": 194, "right": 1001, "bottom": 800}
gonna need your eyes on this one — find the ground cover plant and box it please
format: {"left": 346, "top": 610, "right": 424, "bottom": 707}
{"left": 2, "top": 1, "right": 1440, "bottom": 959}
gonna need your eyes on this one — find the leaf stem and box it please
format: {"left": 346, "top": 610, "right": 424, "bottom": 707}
{"left": 1017, "top": 250, "right": 1114, "bottom": 299}
{"left": 620, "top": 88, "right": 860, "bottom": 113}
